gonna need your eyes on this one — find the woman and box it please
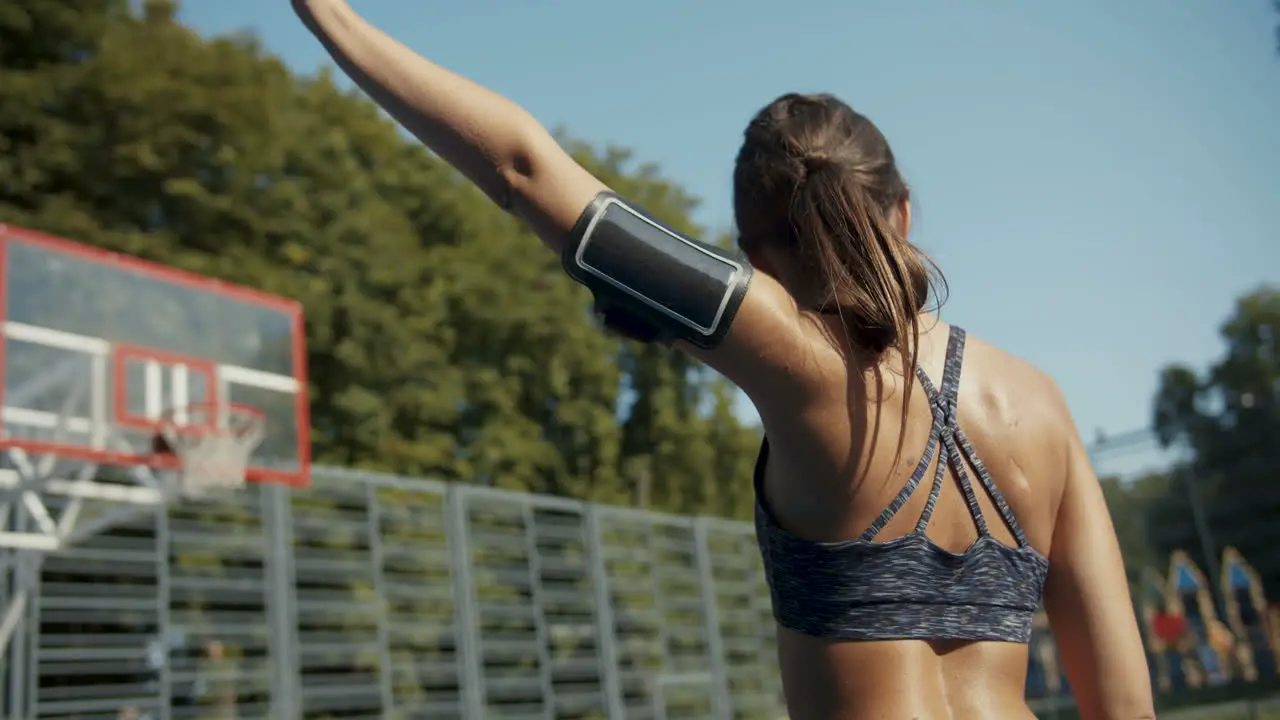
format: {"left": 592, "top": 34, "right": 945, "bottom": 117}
{"left": 293, "top": 2, "right": 1156, "bottom": 718}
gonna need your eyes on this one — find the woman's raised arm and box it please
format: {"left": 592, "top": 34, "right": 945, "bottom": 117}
{"left": 292, "top": 0, "right": 817, "bottom": 406}
{"left": 292, "top": 0, "right": 606, "bottom": 249}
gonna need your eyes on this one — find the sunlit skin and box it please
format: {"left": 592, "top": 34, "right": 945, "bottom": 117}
{"left": 292, "top": 1, "right": 1156, "bottom": 717}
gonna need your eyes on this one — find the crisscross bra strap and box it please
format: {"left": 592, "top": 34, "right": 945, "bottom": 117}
{"left": 860, "top": 327, "right": 1029, "bottom": 547}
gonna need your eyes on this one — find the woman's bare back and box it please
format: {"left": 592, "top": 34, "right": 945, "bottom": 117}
{"left": 756, "top": 318, "right": 1069, "bottom": 719}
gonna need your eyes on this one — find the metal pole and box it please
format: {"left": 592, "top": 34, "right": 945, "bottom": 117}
{"left": 446, "top": 487, "right": 485, "bottom": 718}
{"left": 25, "top": 552, "right": 40, "bottom": 719}
{"left": 155, "top": 499, "right": 173, "bottom": 720}
{"left": 6, "top": 505, "right": 28, "bottom": 720}
{"left": 644, "top": 519, "right": 665, "bottom": 720}
{"left": 364, "top": 485, "right": 396, "bottom": 716}
{"left": 521, "top": 504, "right": 556, "bottom": 714}
{"left": 692, "top": 519, "right": 730, "bottom": 719}
{"left": 0, "top": 501, "right": 9, "bottom": 717}
{"left": 0, "top": 590, "right": 26, "bottom": 664}
{"left": 262, "top": 484, "right": 300, "bottom": 718}
{"left": 583, "top": 507, "right": 624, "bottom": 720}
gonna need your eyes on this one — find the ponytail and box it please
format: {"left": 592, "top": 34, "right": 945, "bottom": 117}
{"left": 791, "top": 156, "right": 937, "bottom": 447}
{"left": 732, "top": 92, "right": 946, "bottom": 454}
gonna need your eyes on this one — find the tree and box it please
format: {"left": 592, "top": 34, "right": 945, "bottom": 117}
{"left": 0, "top": 0, "right": 761, "bottom": 519}
{"left": 2, "top": 3, "right": 765, "bottom": 715}
{"left": 1100, "top": 474, "right": 1161, "bottom": 585}
{"left": 1151, "top": 286, "right": 1280, "bottom": 589}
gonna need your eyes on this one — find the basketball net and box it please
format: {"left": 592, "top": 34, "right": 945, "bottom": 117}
{"left": 158, "top": 405, "right": 265, "bottom": 500}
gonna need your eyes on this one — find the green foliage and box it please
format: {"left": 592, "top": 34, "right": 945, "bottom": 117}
{"left": 0, "top": 3, "right": 761, "bottom": 717}
{"left": 0, "top": 0, "right": 761, "bottom": 519}
{"left": 1099, "top": 473, "right": 1161, "bottom": 586}
{"left": 1148, "top": 286, "right": 1280, "bottom": 588}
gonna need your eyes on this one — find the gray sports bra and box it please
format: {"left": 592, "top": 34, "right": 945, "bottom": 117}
{"left": 753, "top": 326, "right": 1050, "bottom": 643}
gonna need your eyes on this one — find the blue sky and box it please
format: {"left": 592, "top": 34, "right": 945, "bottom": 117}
{"left": 183, "top": 1, "right": 1278, "bottom": 474}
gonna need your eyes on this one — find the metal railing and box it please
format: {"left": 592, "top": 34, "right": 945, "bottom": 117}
{"left": 5, "top": 465, "right": 785, "bottom": 719}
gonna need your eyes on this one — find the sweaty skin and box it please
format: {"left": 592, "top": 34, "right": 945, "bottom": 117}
{"left": 293, "top": 2, "right": 1156, "bottom": 718}
{"left": 756, "top": 316, "right": 1154, "bottom": 719}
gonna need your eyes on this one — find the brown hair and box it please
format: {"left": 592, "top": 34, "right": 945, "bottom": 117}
{"left": 734, "top": 93, "right": 945, "bottom": 425}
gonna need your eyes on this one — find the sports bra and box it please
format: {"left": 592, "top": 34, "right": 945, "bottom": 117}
{"left": 753, "top": 326, "right": 1050, "bottom": 643}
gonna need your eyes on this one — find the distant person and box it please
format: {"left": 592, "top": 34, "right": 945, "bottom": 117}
{"left": 293, "top": 1, "right": 1155, "bottom": 717}
{"left": 196, "top": 640, "right": 237, "bottom": 719}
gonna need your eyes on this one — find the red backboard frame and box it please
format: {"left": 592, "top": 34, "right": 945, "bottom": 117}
{"left": 0, "top": 223, "right": 310, "bottom": 487}
{"left": 113, "top": 344, "right": 219, "bottom": 431}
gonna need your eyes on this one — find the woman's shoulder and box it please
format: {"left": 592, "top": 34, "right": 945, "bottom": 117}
{"left": 958, "top": 330, "right": 1077, "bottom": 470}
{"left": 960, "top": 330, "right": 1067, "bottom": 410}
{"left": 951, "top": 330, "right": 1076, "bottom": 546}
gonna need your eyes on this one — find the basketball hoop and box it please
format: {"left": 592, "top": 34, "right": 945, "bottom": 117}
{"left": 155, "top": 402, "right": 265, "bottom": 499}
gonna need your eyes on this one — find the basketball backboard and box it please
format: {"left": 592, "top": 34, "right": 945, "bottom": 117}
{"left": 0, "top": 224, "right": 309, "bottom": 486}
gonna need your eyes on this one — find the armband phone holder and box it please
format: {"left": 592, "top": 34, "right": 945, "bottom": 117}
{"left": 562, "top": 192, "right": 753, "bottom": 349}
